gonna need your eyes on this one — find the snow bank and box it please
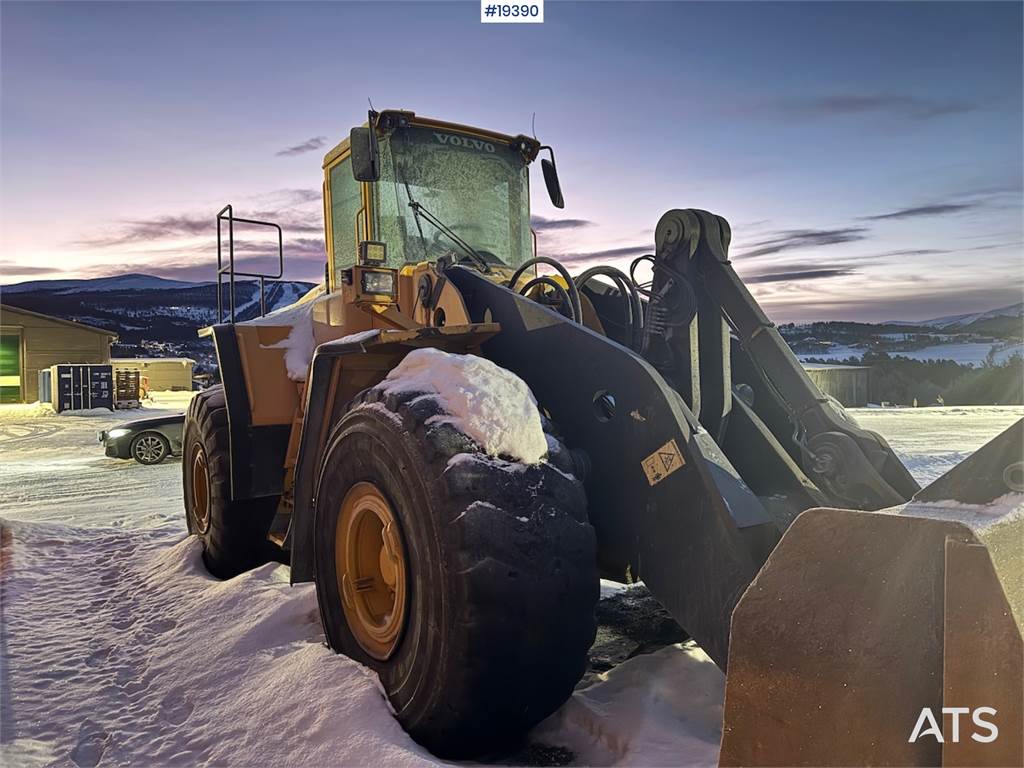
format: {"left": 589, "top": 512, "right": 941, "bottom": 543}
{"left": 0, "top": 517, "right": 727, "bottom": 767}
{"left": 57, "top": 407, "right": 118, "bottom": 417}
{"left": 0, "top": 402, "right": 55, "bottom": 420}
{"left": 533, "top": 642, "right": 724, "bottom": 767}
{"left": 0, "top": 393, "right": 193, "bottom": 423}
{"left": 1, "top": 406, "right": 730, "bottom": 766}
{"left": 383, "top": 348, "right": 547, "bottom": 464}
{"left": 0, "top": 519, "right": 438, "bottom": 767}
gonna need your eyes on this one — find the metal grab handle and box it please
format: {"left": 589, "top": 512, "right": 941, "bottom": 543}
{"left": 216, "top": 204, "right": 285, "bottom": 323}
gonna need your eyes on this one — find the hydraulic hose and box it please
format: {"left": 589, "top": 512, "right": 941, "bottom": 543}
{"left": 574, "top": 265, "right": 644, "bottom": 352}
{"left": 518, "top": 277, "right": 576, "bottom": 322}
{"left": 508, "top": 257, "right": 582, "bottom": 323}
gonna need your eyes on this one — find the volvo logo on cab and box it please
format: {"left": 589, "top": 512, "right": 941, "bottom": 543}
{"left": 433, "top": 132, "right": 496, "bottom": 153}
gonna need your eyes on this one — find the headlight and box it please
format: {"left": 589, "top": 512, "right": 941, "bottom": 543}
{"left": 361, "top": 269, "right": 395, "bottom": 296}
{"left": 107, "top": 428, "right": 130, "bottom": 439}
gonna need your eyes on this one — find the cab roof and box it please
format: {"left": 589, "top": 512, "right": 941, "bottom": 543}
{"left": 322, "top": 110, "right": 540, "bottom": 169}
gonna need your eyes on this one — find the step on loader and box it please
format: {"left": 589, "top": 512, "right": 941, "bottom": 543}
{"left": 183, "top": 109, "right": 1023, "bottom": 764}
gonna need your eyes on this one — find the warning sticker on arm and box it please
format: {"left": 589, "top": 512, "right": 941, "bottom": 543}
{"left": 641, "top": 438, "right": 686, "bottom": 486}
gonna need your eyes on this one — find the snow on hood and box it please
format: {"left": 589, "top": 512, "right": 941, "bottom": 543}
{"left": 383, "top": 348, "right": 548, "bottom": 464}
{"left": 248, "top": 285, "right": 325, "bottom": 382}
{"left": 248, "top": 286, "right": 387, "bottom": 382}
{"left": 245, "top": 293, "right": 547, "bottom": 462}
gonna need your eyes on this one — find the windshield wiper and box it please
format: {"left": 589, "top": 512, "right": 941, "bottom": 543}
{"left": 406, "top": 199, "right": 491, "bottom": 274}
{"left": 390, "top": 138, "right": 490, "bottom": 273}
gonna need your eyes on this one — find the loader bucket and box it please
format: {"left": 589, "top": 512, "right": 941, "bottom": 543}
{"left": 720, "top": 420, "right": 1023, "bottom": 767}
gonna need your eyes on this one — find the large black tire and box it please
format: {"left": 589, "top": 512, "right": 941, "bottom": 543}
{"left": 313, "top": 385, "right": 598, "bottom": 758}
{"left": 182, "top": 385, "right": 281, "bottom": 579}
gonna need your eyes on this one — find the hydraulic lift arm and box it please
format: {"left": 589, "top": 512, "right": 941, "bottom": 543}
{"left": 647, "top": 208, "right": 920, "bottom": 510}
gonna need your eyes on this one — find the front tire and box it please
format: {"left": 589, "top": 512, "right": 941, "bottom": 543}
{"left": 313, "top": 385, "right": 598, "bottom": 758}
{"left": 182, "top": 386, "right": 281, "bottom": 579}
{"left": 131, "top": 432, "right": 169, "bottom": 465}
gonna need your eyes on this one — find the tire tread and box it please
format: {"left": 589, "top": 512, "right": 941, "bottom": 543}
{"left": 183, "top": 385, "right": 281, "bottom": 579}
{"left": 323, "top": 384, "right": 597, "bottom": 756}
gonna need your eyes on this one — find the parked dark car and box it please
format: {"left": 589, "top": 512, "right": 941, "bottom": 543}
{"left": 99, "top": 414, "right": 185, "bottom": 465}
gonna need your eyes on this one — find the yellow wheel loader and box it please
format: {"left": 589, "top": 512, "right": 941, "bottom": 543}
{"left": 182, "top": 109, "right": 1023, "bottom": 763}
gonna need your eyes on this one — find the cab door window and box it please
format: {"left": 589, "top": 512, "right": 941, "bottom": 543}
{"left": 329, "top": 157, "right": 363, "bottom": 275}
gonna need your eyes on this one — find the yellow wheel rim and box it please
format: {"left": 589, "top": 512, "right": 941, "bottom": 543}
{"left": 336, "top": 482, "right": 408, "bottom": 660}
{"left": 190, "top": 444, "right": 211, "bottom": 534}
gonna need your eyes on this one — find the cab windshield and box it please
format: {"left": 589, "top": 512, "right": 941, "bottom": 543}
{"left": 372, "top": 125, "right": 532, "bottom": 268}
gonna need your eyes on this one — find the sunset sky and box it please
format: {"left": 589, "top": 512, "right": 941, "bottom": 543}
{"left": 1, "top": 1, "right": 1021, "bottom": 322}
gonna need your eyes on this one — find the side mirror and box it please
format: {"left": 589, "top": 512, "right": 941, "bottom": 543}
{"left": 350, "top": 127, "right": 379, "bottom": 182}
{"left": 540, "top": 148, "right": 564, "bottom": 209}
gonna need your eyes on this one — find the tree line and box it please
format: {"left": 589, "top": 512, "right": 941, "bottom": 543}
{"left": 802, "top": 352, "right": 1023, "bottom": 406}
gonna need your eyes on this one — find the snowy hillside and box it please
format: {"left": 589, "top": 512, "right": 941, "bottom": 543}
{"left": 2, "top": 274, "right": 198, "bottom": 295}
{"left": 1, "top": 274, "right": 316, "bottom": 325}
{"left": 921, "top": 301, "right": 1023, "bottom": 329}
{"left": 787, "top": 301, "right": 1023, "bottom": 369}
{"left": 1, "top": 274, "right": 317, "bottom": 374}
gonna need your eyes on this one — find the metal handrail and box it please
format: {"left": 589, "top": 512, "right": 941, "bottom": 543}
{"left": 216, "top": 204, "right": 285, "bottom": 323}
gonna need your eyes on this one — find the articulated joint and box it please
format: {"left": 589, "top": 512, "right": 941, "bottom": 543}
{"left": 654, "top": 209, "right": 701, "bottom": 262}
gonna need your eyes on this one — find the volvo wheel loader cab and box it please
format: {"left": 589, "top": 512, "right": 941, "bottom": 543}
{"left": 184, "top": 108, "right": 1023, "bottom": 763}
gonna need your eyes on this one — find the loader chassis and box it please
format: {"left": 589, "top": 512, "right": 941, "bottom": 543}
{"left": 188, "top": 109, "right": 1023, "bottom": 764}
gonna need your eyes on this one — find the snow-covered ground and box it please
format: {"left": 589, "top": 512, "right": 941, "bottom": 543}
{"left": 0, "top": 399, "right": 1019, "bottom": 766}
{"left": 0, "top": 392, "right": 194, "bottom": 529}
{"left": 797, "top": 340, "right": 1023, "bottom": 365}
{"left": 849, "top": 405, "right": 1023, "bottom": 485}
{"left": 0, "top": 393, "right": 721, "bottom": 767}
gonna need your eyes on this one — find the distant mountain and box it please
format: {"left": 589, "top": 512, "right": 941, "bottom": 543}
{"left": 2, "top": 273, "right": 199, "bottom": 295}
{"left": 1, "top": 273, "right": 316, "bottom": 374}
{"left": 784, "top": 301, "right": 1023, "bottom": 368}
{"left": 918, "top": 302, "right": 1023, "bottom": 329}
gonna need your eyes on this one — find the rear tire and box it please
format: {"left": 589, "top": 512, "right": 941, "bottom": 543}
{"left": 182, "top": 385, "right": 281, "bottom": 579}
{"left": 313, "top": 384, "right": 598, "bottom": 758}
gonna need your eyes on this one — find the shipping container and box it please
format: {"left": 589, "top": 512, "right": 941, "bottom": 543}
{"left": 50, "top": 364, "right": 114, "bottom": 413}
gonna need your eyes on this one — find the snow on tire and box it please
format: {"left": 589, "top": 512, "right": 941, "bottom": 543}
{"left": 182, "top": 385, "right": 282, "bottom": 579}
{"left": 313, "top": 384, "right": 598, "bottom": 759}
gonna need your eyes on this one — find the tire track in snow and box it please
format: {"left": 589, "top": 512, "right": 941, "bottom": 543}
{"left": 0, "top": 422, "right": 65, "bottom": 448}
